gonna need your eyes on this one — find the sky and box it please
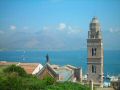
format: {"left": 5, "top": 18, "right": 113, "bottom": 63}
{"left": 0, "top": 0, "right": 120, "bottom": 51}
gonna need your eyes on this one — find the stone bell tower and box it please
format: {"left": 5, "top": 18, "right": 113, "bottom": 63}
{"left": 87, "top": 17, "right": 104, "bottom": 87}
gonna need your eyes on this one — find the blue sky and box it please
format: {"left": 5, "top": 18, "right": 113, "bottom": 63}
{"left": 0, "top": 0, "right": 120, "bottom": 50}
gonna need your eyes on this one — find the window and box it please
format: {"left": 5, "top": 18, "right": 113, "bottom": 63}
{"left": 92, "top": 65, "right": 96, "bottom": 73}
{"left": 91, "top": 35, "right": 95, "bottom": 38}
{"left": 92, "top": 48, "right": 97, "bottom": 56}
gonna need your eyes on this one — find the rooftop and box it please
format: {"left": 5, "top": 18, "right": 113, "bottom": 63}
{"left": 0, "top": 61, "right": 42, "bottom": 74}
{"left": 50, "top": 64, "right": 76, "bottom": 81}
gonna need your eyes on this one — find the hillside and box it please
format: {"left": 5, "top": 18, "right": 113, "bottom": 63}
{"left": 0, "top": 65, "right": 90, "bottom": 90}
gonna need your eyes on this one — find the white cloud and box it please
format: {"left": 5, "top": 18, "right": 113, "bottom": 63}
{"left": 23, "top": 26, "right": 29, "bottom": 30}
{"left": 58, "top": 23, "right": 66, "bottom": 30}
{"left": 68, "top": 25, "right": 72, "bottom": 30}
{"left": 42, "top": 23, "right": 66, "bottom": 31}
{"left": 10, "top": 25, "right": 16, "bottom": 31}
{"left": 43, "top": 26, "right": 50, "bottom": 31}
{"left": 67, "top": 25, "right": 82, "bottom": 34}
{"left": 0, "top": 30, "right": 4, "bottom": 34}
{"left": 41, "top": 23, "right": 83, "bottom": 35}
{"left": 109, "top": 28, "right": 120, "bottom": 33}
{"left": 109, "top": 28, "right": 113, "bottom": 32}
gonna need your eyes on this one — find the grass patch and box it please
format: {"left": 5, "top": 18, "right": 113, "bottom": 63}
{"left": 0, "top": 65, "right": 8, "bottom": 73}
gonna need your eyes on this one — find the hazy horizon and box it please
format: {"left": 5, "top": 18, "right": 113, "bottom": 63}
{"left": 0, "top": 0, "right": 120, "bottom": 51}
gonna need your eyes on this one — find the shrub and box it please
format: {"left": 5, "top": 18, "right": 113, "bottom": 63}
{"left": 45, "top": 82, "right": 90, "bottom": 90}
{"left": 43, "top": 76, "right": 56, "bottom": 85}
{"left": 3, "top": 65, "right": 27, "bottom": 77}
{"left": 0, "top": 65, "right": 90, "bottom": 90}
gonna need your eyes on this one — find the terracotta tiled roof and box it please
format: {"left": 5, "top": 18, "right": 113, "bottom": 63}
{"left": 19, "top": 63, "right": 39, "bottom": 74}
{"left": 0, "top": 61, "right": 18, "bottom": 66}
{"left": 0, "top": 61, "right": 40, "bottom": 74}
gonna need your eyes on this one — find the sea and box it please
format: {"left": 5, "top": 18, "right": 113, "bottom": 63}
{"left": 0, "top": 50, "right": 120, "bottom": 76}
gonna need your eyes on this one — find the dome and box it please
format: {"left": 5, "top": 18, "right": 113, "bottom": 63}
{"left": 91, "top": 17, "right": 99, "bottom": 24}
{"left": 90, "top": 17, "right": 101, "bottom": 32}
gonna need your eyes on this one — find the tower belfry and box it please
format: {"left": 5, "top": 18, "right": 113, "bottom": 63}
{"left": 87, "top": 17, "right": 104, "bottom": 87}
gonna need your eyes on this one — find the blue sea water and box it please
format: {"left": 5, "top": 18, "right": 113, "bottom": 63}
{"left": 0, "top": 50, "right": 120, "bottom": 75}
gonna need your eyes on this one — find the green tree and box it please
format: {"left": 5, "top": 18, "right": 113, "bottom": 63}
{"left": 3, "top": 64, "right": 27, "bottom": 77}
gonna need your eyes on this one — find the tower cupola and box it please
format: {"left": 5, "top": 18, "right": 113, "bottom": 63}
{"left": 89, "top": 17, "right": 101, "bottom": 39}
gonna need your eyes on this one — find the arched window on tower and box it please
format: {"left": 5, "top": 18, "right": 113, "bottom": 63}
{"left": 92, "top": 65, "right": 96, "bottom": 73}
{"left": 91, "top": 35, "right": 94, "bottom": 38}
{"left": 92, "top": 48, "right": 97, "bottom": 56}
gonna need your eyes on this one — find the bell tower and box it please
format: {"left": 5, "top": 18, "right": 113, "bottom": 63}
{"left": 87, "top": 17, "right": 104, "bottom": 87}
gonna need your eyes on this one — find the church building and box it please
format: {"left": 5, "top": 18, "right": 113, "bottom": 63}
{"left": 36, "top": 54, "right": 82, "bottom": 82}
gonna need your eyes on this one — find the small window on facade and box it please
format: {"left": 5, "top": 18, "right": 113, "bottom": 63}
{"left": 92, "top": 65, "right": 96, "bottom": 73}
{"left": 92, "top": 48, "right": 97, "bottom": 56}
